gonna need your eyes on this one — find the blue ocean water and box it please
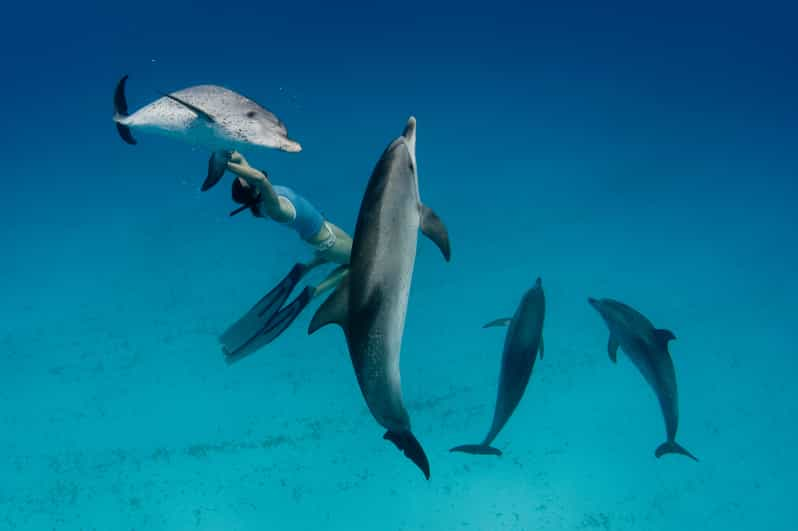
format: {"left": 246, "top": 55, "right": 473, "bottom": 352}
{"left": 1, "top": 1, "right": 797, "bottom": 529}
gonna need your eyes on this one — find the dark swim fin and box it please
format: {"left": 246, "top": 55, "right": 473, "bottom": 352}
{"left": 449, "top": 444, "right": 502, "bottom": 456}
{"left": 113, "top": 75, "right": 137, "bottom": 145}
{"left": 219, "top": 264, "right": 308, "bottom": 360}
{"left": 203, "top": 150, "right": 232, "bottom": 192}
{"left": 383, "top": 430, "right": 430, "bottom": 480}
{"left": 223, "top": 286, "right": 314, "bottom": 364}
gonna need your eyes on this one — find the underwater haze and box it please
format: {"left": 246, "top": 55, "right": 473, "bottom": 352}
{"left": 1, "top": 1, "right": 797, "bottom": 529}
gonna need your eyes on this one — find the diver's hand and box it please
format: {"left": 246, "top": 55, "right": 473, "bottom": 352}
{"left": 229, "top": 151, "right": 249, "bottom": 167}
{"left": 227, "top": 153, "right": 267, "bottom": 184}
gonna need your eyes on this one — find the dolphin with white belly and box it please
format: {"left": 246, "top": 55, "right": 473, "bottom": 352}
{"left": 308, "top": 116, "right": 450, "bottom": 480}
{"left": 112, "top": 75, "right": 301, "bottom": 191}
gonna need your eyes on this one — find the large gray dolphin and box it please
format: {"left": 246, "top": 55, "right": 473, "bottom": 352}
{"left": 588, "top": 297, "right": 698, "bottom": 461}
{"left": 112, "top": 75, "right": 301, "bottom": 190}
{"left": 308, "top": 117, "right": 450, "bottom": 479}
{"left": 451, "top": 278, "right": 545, "bottom": 456}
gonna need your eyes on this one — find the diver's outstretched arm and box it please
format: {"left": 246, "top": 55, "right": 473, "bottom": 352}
{"left": 226, "top": 152, "right": 294, "bottom": 222}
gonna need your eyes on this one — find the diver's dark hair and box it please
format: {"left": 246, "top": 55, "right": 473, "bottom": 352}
{"left": 230, "top": 177, "right": 262, "bottom": 217}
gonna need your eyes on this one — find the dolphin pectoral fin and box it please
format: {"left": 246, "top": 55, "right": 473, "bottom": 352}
{"left": 654, "top": 328, "right": 677, "bottom": 346}
{"left": 159, "top": 92, "right": 217, "bottom": 123}
{"left": 113, "top": 75, "right": 137, "bottom": 145}
{"left": 539, "top": 335, "right": 544, "bottom": 360}
{"left": 308, "top": 274, "right": 350, "bottom": 335}
{"left": 483, "top": 317, "right": 512, "bottom": 328}
{"left": 419, "top": 204, "right": 451, "bottom": 262}
{"left": 655, "top": 441, "right": 698, "bottom": 462}
{"left": 608, "top": 335, "right": 619, "bottom": 363}
{"left": 202, "top": 150, "right": 233, "bottom": 191}
{"left": 383, "top": 430, "right": 430, "bottom": 480}
{"left": 449, "top": 444, "right": 502, "bottom": 456}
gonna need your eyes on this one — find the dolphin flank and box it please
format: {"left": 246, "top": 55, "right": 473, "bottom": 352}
{"left": 451, "top": 278, "right": 546, "bottom": 456}
{"left": 112, "top": 75, "right": 301, "bottom": 190}
{"left": 308, "top": 117, "right": 450, "bottom": 480}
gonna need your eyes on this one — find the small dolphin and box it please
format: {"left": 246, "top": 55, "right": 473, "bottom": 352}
{"left": 588, "top": 297, "right": 698, "bottom": 461}
{"left": 451, "top": 278, "right": 546, "bottom": 456}
{"left": 112, "top": 75, "right": 301, "bottom": 190}
{"left": 308, "top": 117, "right": 450, "bottom": 480}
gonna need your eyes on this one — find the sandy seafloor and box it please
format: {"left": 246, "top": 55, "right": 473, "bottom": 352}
{"left": 1, "top": 156, "right": 794, "bottom": 530}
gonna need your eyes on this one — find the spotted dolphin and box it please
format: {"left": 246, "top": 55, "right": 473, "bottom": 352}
{"left": 588, "top": 297, "right": 697, "bottom": 461}
{"left": 451, "top": 278, "right": 545, "bottom": 456}
{"left": 112, "top": 75, "right": 301, "bottom": 190}
{"left": 308, "top": 117, "right": 450, "bottom": 480}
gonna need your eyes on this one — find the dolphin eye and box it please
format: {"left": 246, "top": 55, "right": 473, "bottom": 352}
{"left": 246, "top": 111, "right": 256, "bottom": 118}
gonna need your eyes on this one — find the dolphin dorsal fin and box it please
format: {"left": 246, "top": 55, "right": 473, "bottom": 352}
{"left": 160, "top": 92, "right": 217, "bottom": 123}
{"left": 654, "top": 328, "right": 676, "bottom": 346}
{"left": 308, "top": 275, "right": 350, "bottom": 335}
{"left": 419, "top": 204, "right": 451, "bottom": 261}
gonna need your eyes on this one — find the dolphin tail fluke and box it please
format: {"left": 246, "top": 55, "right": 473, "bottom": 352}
{"left": 383, "top": 430, "right": 430, "bottom": 480}
{"left": 115, "top": 122, "right": 136, "bottom": 145}
{"left": 655, "top": 441, "right": 698, "bottom": 462}
{"left": 113, "top": 75, "right": 137, "bottom": 145}
{"left": 449, "top": 444, "right": 502, "bottom": 456}
{"left": 203, "top": 150, "right": 232, "bottom": 191}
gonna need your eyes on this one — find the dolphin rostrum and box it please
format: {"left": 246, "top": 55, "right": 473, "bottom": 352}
{"left": 451, "top": 278, "right": 546, "bottom": 456}
{"left": 588, "top": 297, "right": 698, "bottom": 461}
{"left": 308, "top": 117, "right": 450, "bottom": 479}
{"left": 112, "top": 75, "right": 301, "bottom": 190}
